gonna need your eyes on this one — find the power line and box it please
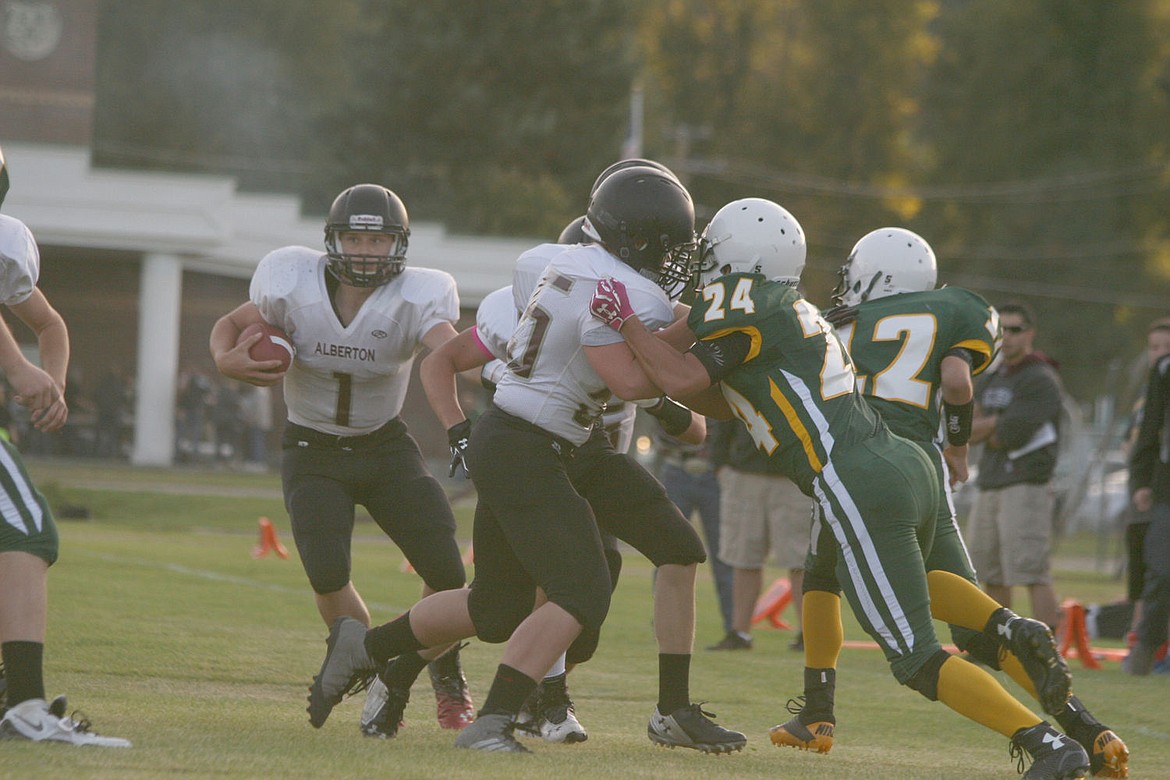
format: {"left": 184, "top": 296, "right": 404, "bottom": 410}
{"left": 682, "top": 158, "right": 1170, "bottom": 204}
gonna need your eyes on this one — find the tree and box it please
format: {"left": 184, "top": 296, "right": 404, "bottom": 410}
{"left": 919, "top": 0, "right": 1170, "bottom": 398}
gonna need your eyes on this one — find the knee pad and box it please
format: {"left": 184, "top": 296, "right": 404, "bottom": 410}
{"left": 904, "top": 649, "right": 951, "bottom": 701}
{"left": 955, "top": 629, "right": 1004, "bottom": 671}
{"left": 467, "top": 585, "right": 532, "bottom": 644}
{"left": 301, "top": 556, "right": 350, "bottom": 595}
{"left": 566, "top": 625, "right": 601, "bottom": 666}
{"left": 604, "top": 546, "right": 623, "bottom": 592}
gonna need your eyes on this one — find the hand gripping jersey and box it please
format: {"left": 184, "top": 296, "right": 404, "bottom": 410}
{"left": 250, "top": 245, "right": 458, "bottom": 435}
{"left": 835, "top": 287, "right": 1000, "bottom": 444}
{"left": 0, "top": 215, "right": 40, "bottom": 305}
{"left": 688, "top": 271, "right": 880, "bottom": 495}
{"left": 493, "top": 243, "right": 672, "bottom": 445}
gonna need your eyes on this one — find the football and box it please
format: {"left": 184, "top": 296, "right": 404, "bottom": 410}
{"left": 239, "top": 321, "right": 294, "bottom": 373}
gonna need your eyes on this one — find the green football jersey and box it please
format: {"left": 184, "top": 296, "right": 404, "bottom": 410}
{"left": 688, "top": 272, "right": 880, "bottom": 495}
{"left": 836, "top": 287, "right": 1000, "bottom": 444}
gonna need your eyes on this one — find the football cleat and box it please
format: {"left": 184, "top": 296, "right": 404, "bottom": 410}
{"left": 769, "top": 696, "right": 834, "bottom": 753}
{"left": 360, "top": 674, "right": 409, "bottom": 739}
{"left": 1084, "top": 728, "right": 1128, "bottom": 778}
{"left": 647, "top": 703, "right": 746, "bottom": 754}
{"left": 429, "top": 663, "right": 475, "bottom": 730}
{"left": 1058, "top": 695, "right": 1128, "bottom": 778}
{"left": 0, "top": 698, "right": 131, "bottom": 747}
{"left": 988, "top": 609, "right": 1071, "bottom": 716}
{"left": 453, "top": 712, "right": 530, "bottom": 753}
{"left": 307, "top": 616, "right": 377, "bottom": 728}
{"left": 518, "top": 675, "right": 587, "bottom": 744}
{"left": 1009, "top": 721, "right": 1090, "bottom": 780}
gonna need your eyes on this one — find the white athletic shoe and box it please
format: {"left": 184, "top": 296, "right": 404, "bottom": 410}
{"left": 0, "top": 698, "right": 131, "bottom": 747}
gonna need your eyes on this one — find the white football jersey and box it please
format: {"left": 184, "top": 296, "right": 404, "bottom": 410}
{"left": 474, "top": 286, "right": 517, "bottom": 370}
{"left": 493, "top": 243, "right": 672, "bottom": 445}
{"left": 250, "top": 245, "right": 458, "bottom": 435}
{"left": 0, "top": 215, "right": 40, "bottom": 306}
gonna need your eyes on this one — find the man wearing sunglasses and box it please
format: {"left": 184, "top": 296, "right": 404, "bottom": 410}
{"left": 967, "top": 303, "right": 1065, "bottom": 632}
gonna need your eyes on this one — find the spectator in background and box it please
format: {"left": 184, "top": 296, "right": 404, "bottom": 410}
{"left": 239, "top": 383, "right": 273, "bottom": 470}
{"left": 708, "top": 418, "right": 808, "bottom": 652}
{"left": 1121, "top": 318, "right": 1170, "bottom": 649}
{"left": 967, "top": 302, "right": 1064, "bottom": 630}
{"left": 177, "top": 369, "right": 212, "bottom": 462}
{"left": 654, "top": 416, "right": 735, "bottom": 649}
{"left": 212, "top": 378, "right": 243, "bottom": 463}
{"left": 93, "top": 366, "right": 127, "bottom": 459}
{"left": 1124, "top": 316, "right": 1170, "bottom": 675}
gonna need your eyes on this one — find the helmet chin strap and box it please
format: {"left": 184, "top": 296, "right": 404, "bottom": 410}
{"left": 859, "top": 271, "right": 883, "bottom": 303}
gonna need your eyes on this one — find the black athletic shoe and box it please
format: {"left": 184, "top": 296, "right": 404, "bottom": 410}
{"left": 647, "top": 703, "right": 746, "bottom": 754}
{"left": 1010, "top": 721, "right": 1090, "bottom": 780}
{"left": 988, "top": 608, "right": 1072, "bottom": 716}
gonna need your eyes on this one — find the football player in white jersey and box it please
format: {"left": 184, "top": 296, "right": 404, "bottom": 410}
{"left": 306, "top": 166, "right": 747, "bottom": 755}
{"left": 417, "top": 215, "right": 705, "bottom": 746}
{"left": 0, "top": 147, "right": 131, "bottom": 747}
{"left": 210, "top": 184, "right": 475, "bottom": 735}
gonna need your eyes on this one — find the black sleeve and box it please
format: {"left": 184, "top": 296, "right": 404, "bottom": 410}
{"left": 688, "top": 331, "right": 752, "bottom": 384}
{"left": 1130, "top": 356, "right": 1170, "bottom": 493}
{"left": 943, "top": 347, "right": 976, "bottom": 368}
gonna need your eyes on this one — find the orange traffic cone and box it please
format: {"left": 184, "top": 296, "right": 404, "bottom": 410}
{"left": 252, "top": 516, "right": 290, "bottom": 560}
{"left": 752, "top": 577, "right": 793, "bottom": 629}
{"left": 1057, "top": 599, "right": 1100, "bottom": 670}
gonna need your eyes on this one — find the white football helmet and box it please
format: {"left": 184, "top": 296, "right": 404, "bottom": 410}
{"left": 696, "top": 198, "right": 806, "bottom": 289}
{"left": 833, "top": 227, "right": 937, "bottom": 306}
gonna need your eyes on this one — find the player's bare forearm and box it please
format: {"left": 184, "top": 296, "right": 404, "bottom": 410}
{"left": 678, "top": 385, "right": 733, "bottom": 420}
{"left": 421, "top": 330, "right": 486, "bottom": 430}
{"left": 621, "top": 317, "right": 712, "bottom": 398}
{"left": 940, "top": 355, "right": 973, "bottom": 405}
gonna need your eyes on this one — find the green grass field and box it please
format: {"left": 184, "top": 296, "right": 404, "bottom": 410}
{"left": 3, "top": 459, "right": 1167, "bottom": 779}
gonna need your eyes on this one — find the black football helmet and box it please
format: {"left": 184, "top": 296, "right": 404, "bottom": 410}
{"left": 558, "top": 215, "right": 587, "bottom": 244}
{"left": 590, "top": 157, "right": 679, "bottom": 196}
{"left": 0, "top": 145, "right": 9, "bottom": 210}
{"left": 324, "top": 184, "right": 410, "bottom": 287}
{"left": 585, "top": 166, "right": 696, "bottom": 297}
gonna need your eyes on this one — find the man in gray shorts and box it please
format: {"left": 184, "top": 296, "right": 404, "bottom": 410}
{"left": 967, "top": 302, "right": 1064, "bottom": 630}
{"left": 708, "top": 418, "right": 809, "bottom": 652}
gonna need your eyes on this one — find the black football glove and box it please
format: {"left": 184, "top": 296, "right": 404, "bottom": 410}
{"left": 823, "top": 304, "right": 859, "bottom": 327}
{"left": 447, "top": 419, "right": 472, "bottom": 478}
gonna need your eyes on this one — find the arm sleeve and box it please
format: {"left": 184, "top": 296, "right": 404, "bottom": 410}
{"left": 689, "top": 331, "right": 752, "bottom": 384}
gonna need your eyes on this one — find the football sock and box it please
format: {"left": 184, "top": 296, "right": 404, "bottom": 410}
{"left": 383, "top": 651, "right": 429, "bottom": 690}
{"left": 802, "top": 591, "right": 843, "bottom": 669}
{"left": 1, "top": 641, "right": 44, "bottom": 706}
{"left": 479, "top": 664, "right": 537, "bottom": 717}
{"left": 936, "top": 655, "right": 1040, "bottom": 737}
{"left": 927, "top": 570, "right": 1001, "bottom": 630}
{"left": 657, "top": 653, "right": 691, "bottom": 714}
{"left": 543, "top": 652, "right": 567, "bottom": 682}
{"left": 365, "top": 613, "right": 425, "bottom": 666}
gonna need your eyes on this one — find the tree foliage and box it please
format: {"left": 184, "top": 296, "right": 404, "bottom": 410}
{"left": 91, "top": 0, "right": 1170, "bottom": 397}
